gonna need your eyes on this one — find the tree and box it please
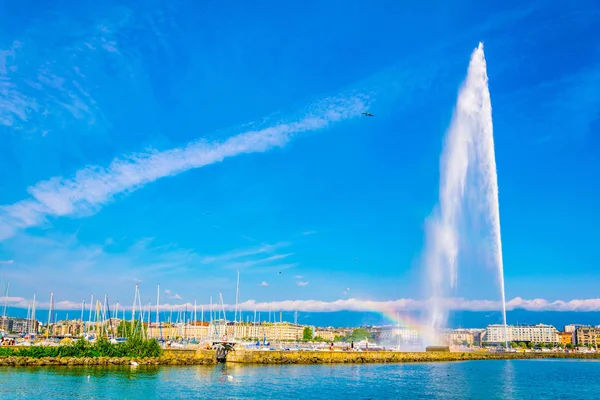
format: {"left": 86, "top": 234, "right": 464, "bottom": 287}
{"left": 510, "top": 342, "right": 518, "bottom": 349}
{"left": 526, "top": 342, "right": 535, "bottom": 349}
{"left": 350, "top": 328, "right": 371, "bottom": 341}
{"left": 482, "top": 341, "right": 489, "bottom": 347}
{"left": 302, "top": 327, "right": 313, "bottom": 341}
{"left": 566, "top": 343, "right": 574, "bottom": 350}
{"left": 518, "top": 342, "right": 527, "bottom": 349}
{"left": 545, "top": 343, "right": 554, "bottom": 349}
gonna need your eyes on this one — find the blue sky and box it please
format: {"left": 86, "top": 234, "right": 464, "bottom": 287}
{"left": 0, "top": 0, "right": 599, "bottom": 315}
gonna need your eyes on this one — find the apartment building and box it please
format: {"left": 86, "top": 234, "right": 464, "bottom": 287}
{"left": 575, "top": 327, "right": 597, "bottom": 347}
{"left": 441, "top": 329, "right": 474, "bottom": 346}
{"left": 485, "top": 324, "right": 559, "bottom": 344}
{"left": 559, "top": 331, "right": 574, "bottom": 346}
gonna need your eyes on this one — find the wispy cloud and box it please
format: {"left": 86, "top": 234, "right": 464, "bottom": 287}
{"left": 0, "top": 93, "right": 365, "bottom": 240}
{"left": 297, "top": 281, "right": 310, "bottom": 287}
{"left": 200, "top": 243, "right": 288, "bottom": 265}
{"left": 259, "top": 281, "right": 269, "bottom": 287}
{"left": 0, "top": 232, "right": 196, "bottom": 296}
{"left": 301, "top": 230, "right": 317, "bottom": 236}
{"left": 294, "top": 275, "right": 303, "bottom": 279}
{"left": 254, "top": 263, "right": 298, "bottom": 274}
{"left": 225, "top": 253, "right": 295, "bottom": 270}
{"left": 0, "top": 260, "right": 14, "bottom": 264}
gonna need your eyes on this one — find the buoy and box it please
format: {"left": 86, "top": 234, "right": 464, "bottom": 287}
{"left": 227, "top": 375, "right": 233, "bottom": 381}
{"left": 131, "top": 361, "right": 139, "bottom": 368}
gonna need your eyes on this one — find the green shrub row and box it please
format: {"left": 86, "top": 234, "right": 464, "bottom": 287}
{"left": 0, "top": 337, "right": 162, "bottom": 358}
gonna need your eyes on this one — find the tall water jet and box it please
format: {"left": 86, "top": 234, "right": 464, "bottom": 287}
{"left": 423, "top": 42, "right": 507, "bottom": 346}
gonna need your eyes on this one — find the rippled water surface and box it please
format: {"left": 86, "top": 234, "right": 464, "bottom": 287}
{"left": 1, "top": 359, "right": 599, "bottom": 399}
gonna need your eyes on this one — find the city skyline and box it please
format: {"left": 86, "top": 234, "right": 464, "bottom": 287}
{"left": 1, "top": 0, "right": 599, "bottom": 322}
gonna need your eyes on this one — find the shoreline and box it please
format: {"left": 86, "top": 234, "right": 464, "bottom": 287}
{"left": 1, "top": 350, "right": 599, "bottom": 367}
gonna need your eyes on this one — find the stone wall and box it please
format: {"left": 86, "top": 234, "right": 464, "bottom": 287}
{"left": 225, "top": 350, "right": 600, "bottom": 364}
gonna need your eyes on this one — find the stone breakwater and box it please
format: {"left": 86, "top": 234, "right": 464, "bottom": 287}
{"left": 2, "top": 350, "right": 600, "bottom": 367}
{"left": 226, "top": 350, "right": 600, "bottom": 364}
{"left": 0, "top": 349, "right": 217, "bottom": 367}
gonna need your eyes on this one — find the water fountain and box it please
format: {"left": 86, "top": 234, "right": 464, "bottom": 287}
{"left": 423, "top": 42, "right": 507, "bottom": 346}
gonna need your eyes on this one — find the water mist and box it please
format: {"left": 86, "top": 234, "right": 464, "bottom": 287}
{"left": 423, "top": 43, "right": 507, "bottom": 346}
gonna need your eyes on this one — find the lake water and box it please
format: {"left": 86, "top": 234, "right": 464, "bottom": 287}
{"left": 1, "top": 359, "right": 599, "bottom": 399}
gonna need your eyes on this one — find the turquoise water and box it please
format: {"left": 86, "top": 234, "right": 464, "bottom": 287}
{"left": 1, "top": 359, "right": 599, "bottom": 399}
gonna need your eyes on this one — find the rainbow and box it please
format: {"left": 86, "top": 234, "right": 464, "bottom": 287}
{"left": 376, "top": 307, "right": 426, "bottom": 332}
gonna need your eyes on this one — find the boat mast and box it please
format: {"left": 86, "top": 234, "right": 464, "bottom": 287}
{"left": 31, "top": 291, "right": 36, "bottom": 335}
{"left": 88, "top": 294, "right": 94, "bottom": 326}
{"left": 219, "top": 292, "right": 226, "bottom": 338}
{"left": 80, "top": 299, "right": 85, "bottom": 336}
{"left": 2, "top": 281, "right": 10, "bottom": 318}
{"left": 234, "top": 269, "right": 240, "bottom": 338}
{"left": 209, "top": 296, "right": 213, "bottom": 339}
{"left": 47, "top": 292, "right": 53, "bottom": 338}
{"left": 147, "top": 301, "right": 151, "bottom": 340}
{"left": 156, "top": 284, "right": 161, "bottom": 340}
{"left": 131, "top": 285, "right": 138, "bottom": 337}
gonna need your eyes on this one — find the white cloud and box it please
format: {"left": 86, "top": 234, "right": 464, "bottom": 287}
{"left": 297, "top": 281, "right": 310, "bottom": 287}
{"left": 225, "top": 253, "right": 295, "bottom": 270}
{"left": 162, "top": 289, "right": 181, "bottom": 300}
{"left": 4, "top": 296, "right": 600, "bottom": 313}
{"left": 0, "top": 260, "right": 13, "bottom": 264}
{"left": 294, "top": 275, "right": 303, "bottom": 279}
{"left": 301, "top": 231, "right": 317, "bottom": 236}
{"left": 0, "top": 94, "right": 366, "bottom": 240}
{"left": 232, "top": 297, "right": 600, "bottom": 313}
{"left": 200, "top": 243, "right": 288, "bottom": 265}
{"left": 259, "top": 281, "right": 269, "bottom": 287}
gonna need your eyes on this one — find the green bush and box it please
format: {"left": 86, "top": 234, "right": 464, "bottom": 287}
{"left": 0, "top": 337, "right": 162, "bottom": 359}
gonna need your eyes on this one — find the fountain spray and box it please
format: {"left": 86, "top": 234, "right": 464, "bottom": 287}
{"left": 424, "top": 43, "right": 507, "bottom": 347}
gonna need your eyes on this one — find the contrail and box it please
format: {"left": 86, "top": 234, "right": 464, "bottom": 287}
{"left": 0, "top": 94, "right": 368, "bottom": 240}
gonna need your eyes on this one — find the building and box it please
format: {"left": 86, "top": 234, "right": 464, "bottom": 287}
{"left": 564, "top": 324, "right": 585, "bottom": 333}
{"left": 314, "top": 329, "right": 338, "bottom": 342}
{"left": 485, "top": 324, "right": 559, "bottom": 344}
{"left": 0, "top": 316, "right": 13, "bottom": 333}
{"left": 441, "top": 329, "right": 474, "bottom": 346}
{"left": 559, "top": 331, "right": 574, "bottom": 346}
{"left": 471, "top": 329, "right": 486, "bottom": 346}
{"left": 575, "top": 327, "right": 597, "bottom": 348}
{"left": 376, "top": 326, "right": 420, "bottom": 343}
{"left": 10, "top": 318, "right": 39, "bottom": 334}
{"left": 147, "top": 322, "right": 305, "bottom": 342}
